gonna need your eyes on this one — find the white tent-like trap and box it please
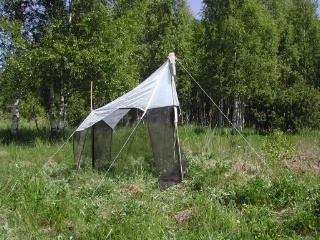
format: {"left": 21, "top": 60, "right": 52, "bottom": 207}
{"left": 73, "top": 53, "right": 188, "bottom": 190}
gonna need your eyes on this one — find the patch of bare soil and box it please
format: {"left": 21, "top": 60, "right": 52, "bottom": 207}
{"left": 226, "top": 159, "right": 261, "bottom": 177}
{"left": 174, "top": 209, "right": 192, "bottom": 224}
{"left": 289, "top": 142, "right": 320, "bottom": 173}
{"left": 0, "top": 151, "right": 8, "bottom": 157}
{"left": 284, "top": 154, "right": 320, "bottom": 173}
{"left": 118, "top": 184, "right": 141, "bottom": 194}
{"left": 47, "top": 158, "right": 58, "bottom": 168}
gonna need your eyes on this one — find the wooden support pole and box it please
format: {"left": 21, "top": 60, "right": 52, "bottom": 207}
{"left": 90, "top": 81, "right": 93, "bottom": 112}
{"left": 174, "top": 107, "right": 183, "bottom": 181}
{"left": 90, "top": 80, "right": 95, "bottom": 168}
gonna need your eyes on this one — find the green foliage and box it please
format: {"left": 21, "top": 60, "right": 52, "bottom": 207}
{"left": 282, "top": 186, "right": 320, "bottom": 235}
{"left": 138, "top": 0, "right": 195, "bottom": 78}
{"left": 67, "top": 92, "right": 89, "bottom": 127}
{"left": 1, "top": 0, "right": 320, "bottom": 134}
{"left": 221, "top": 173, "right": 305, "bottom": 208}
{"left": 262, "top": 130, "right": 297, "bottom": 162}
{"left": 249, "top": 81, "right": 320, "bottom": 132}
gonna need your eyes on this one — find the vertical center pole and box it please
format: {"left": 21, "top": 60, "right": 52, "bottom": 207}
{"left": 169, "top": 53, "right": 183, "bottom": 181}
{"left": 90, "top": 80, "right": 95, "bottom": 168}
{"left": 174, "top": 106, "right": 183, "bottom": 181}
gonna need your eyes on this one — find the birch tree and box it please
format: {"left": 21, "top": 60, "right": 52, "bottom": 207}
{"left": 136, "top": 0, "right": 195, "bottom": 123}
{"left": 289, "top": 0, "right": 320, "bottom": 88}
{"left": 32, "top": 0, "right": 142, "bottom": 135}
{"left": 1, "top": 0, "right": 26, "bottom": 134}
{"left": 0, "top": 0, "right": 49, "bottom": 134}
{"left": 32, "top": 0, "right": 100, "bottom": 137}
{"left": 202, "top": 0, "right": 279, "bottom": 131}
{"left": 1, "top": 1, "right": 28, "bottom": 134}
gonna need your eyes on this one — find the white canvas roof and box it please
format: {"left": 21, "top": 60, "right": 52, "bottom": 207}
{"left": 76, "top": 55, "right": 179, "bottom": 131}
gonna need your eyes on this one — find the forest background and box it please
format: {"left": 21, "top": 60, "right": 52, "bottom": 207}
{"left": 1, "top": 0, "right": 320, "bottom": 137}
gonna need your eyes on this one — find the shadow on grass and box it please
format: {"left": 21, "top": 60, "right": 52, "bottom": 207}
{"left": 0, "top": 127, "right": 74, "bottom": 146}
{"left": 192, "top": 125, "right": 258, "bottom": 137}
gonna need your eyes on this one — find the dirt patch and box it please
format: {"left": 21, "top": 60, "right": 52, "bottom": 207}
{"left": 0, "top": 151, "right": 8, "bottom": 157}
{"left": 174, "top": 209, "right": 192, "bottom": 224}
{"left": 291, "top": 142, "right": 320, "bottom": 173}
{"left": 226, "top": 159, "right": 261, "bottom": 177}
{"left": 118, "top": 184, "right": 141, "bottom": 194}
{"left": 47, "top": 159, "right": 58, "bottom": 168}
{"left": 284, "top": 155, "right": 320, "bottom": 173}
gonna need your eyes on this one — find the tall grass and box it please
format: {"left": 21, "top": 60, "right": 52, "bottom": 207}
{"left": 0, "top": 120, "right": 319, "bottom": 239}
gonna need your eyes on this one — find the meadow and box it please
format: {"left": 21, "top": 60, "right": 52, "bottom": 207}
{"left": 0, "top": 119, "right": 319, "bottom": 239}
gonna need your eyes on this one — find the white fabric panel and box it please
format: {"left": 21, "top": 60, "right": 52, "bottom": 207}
{"left": 76, "top": 60, "right": 179, "bottom": 131}
{"left": 102, "top": 109, "right": 130, "bottom": 129}
{"left": 76, "top": 109, "right": 116, "bottom": 131}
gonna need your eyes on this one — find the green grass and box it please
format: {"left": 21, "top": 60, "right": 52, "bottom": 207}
{"left": 0, "top": 120, "right": 319, "bottom": 239}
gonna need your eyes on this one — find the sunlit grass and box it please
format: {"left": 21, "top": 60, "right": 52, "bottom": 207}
{"left": 0, "top": 120, "right": 319, "bottom": 239}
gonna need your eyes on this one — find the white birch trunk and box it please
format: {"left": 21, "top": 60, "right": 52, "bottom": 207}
{"left": 231, "top": 95, "right": 239, "bottom": 134}
{"left": 57, "top": 95, "right": 67, "bottom": 133}
{"left": 232, "top": 95, "right": 245, "bottom": 134}
{"left": 11, "top": 98, "right": 19, "bottom": 135}
{"left": 49, "top": 81, "right": 57, "bottom": 137}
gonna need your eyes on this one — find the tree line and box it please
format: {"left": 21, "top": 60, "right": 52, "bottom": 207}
{"left": 0, "top": 0, "right": 319, "bottom": 137}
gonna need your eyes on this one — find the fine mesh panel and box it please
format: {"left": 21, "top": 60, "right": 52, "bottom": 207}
{"left": 74, "top": 128, "right": 92, "bottom": 169}
{"left": 74, "top": 107, "right": 187, "bottom": 190}
{"left": 146, "top": 106, "right": 182, "bottom": 190}
{"left": 74, "top": 120, "right": 113, "bottom": 170}
{"left": 92, "top": 120, "right": 113, "bottom": 170}
{"left": 112, "top": 112, "right": 154, "bottom": 175}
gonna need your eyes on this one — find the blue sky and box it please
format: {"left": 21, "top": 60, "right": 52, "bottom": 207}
{"left": 187, "top": 0, "right": 320, "bottom": 19}
{"left": 188, "top": 0, "right": 202, "bottom": 18}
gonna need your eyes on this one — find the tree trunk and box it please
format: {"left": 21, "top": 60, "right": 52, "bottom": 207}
{"left": 231, "top": 95, "right": 239, "bottom": 134}
{"left": 57, "top": 95, "right": 67, "bottom": 134}
{"left": 56, "top": 57, "right": 70, "bottom": 135}
{"left": 231, "top": 95, "right": 245, "bottom": 134}
{"left": 239, "top": 95, "right": 245, "bottom": 130}
{"left": 49, "top": 81, "right": 57, "bottom": 138}
{"left": 219, "top": 95, "right": 224, "bottom": 127}
{"left": 11, "top": 98, "right": 19, "bottom": 135}
{"left": 32, "top": 106, "right": 40, "bottom": 132}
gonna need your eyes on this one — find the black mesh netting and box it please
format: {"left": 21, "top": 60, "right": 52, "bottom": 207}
{"left": 146, "top": 106, "right": 188, "bottom": 190}
{"left": 73, "top": 128, "right": 92, "bottom": 169}
{"left": 73, "top": 107, "right": 187, "bottom": 190}
{"left": 74, "top": 120, "right": 113, "bottom": 170}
